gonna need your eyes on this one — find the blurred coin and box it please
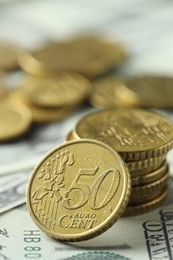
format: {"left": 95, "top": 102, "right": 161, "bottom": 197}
{"left": 74, "top": 109, "right": 173, "bottom": 161}
{"left": 27, "top": 139, "right": 131, "bottom": 241}
{"left": 0, "top": 43, "right": 19, "bottom": 71}
{"left": 0, "top": 100, "right": 32, "bottom": 141}
{"left": 18, "top": 37, "right": 126, "bottom": 78}
{"left": 124, "top": 190, "right": 167, "bottom": 216}
{"left": 89, "top": 77, "right": 123, "bottom": 108}
{"left": 28, "top": 104, "right": 75, "bottom": 123}
{"left": 17, "top": 73, "right": 91, "bottom": 108}
{"left": 131, "top": 161, "right": 168, "bottom": 186}
{"left": 0, "top": 69, "right": 7, "bottom": 99}
{"left": 115, "top": 75, "right": 173, "bottom": 108}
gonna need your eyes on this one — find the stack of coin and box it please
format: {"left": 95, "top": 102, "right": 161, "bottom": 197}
{"left": 65, "top": 109, "right": 173, "bottom": 215}
{"left": 18, "top": 37, "right": 126, "bottom": 78}
{"left": 12, "top": 73, "right": 92, "bottom": 123}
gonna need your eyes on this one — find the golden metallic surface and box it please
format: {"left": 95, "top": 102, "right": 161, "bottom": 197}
{"left": 0, "top": 44, "right": 19, "bottom": 70}
{"left": 27, "top": 139, "right": 131, "bottom": 242}
{"left": 130, "top": 160, "right": 164, "bottom": 177}
{"left": 130, "top": 172, "right": 168, "bottom": 198}
{"left": 18, "top": 37, "right": 126, "bottom": 78}
{"left": 28, "top": 104, "right": 74, "bottom": 123}
{"left": 124, "top": 190, "right": 167, "bottom": 216}
{"left": 115, "top": 75, "right": 173, "bottom": 108}
{"left": 74, "top": 109, "right": 173, "bottom": 161}
{"left": 65, "top": 131, "right": 75, "bottom": 142}
{"left": 128, "top": 187, "right": 167, "bottom": 206}
{"left": 89, "top": 77, "right": 124, "bottom": 108}
{"left": 17, "top": 73, "right": 91, "bottom": 108}
{"left": 0, "top": 70, "right": 7, "bottom": 99}
{"left": 131, "top": 161, "right": 168, "bottom": 186}
{"left": 0, "top": 101, "right": 32, "bottom": 141}
{"left": 127, "top": 154, "right": 166, "bottom": 172}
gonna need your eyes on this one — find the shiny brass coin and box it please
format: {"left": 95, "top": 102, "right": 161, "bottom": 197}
{"left": 17, "top": 73, "right": 91, "bottom": 108}
{"left": 128, "top": 187, "right": 167, "bottom": 206}
{"left": 127, "top": 154, "right": 166, "bottom": 173}
{"left": 0, "top": 43, "right": 19, "bottom": 70}
{"left": 74, "top": 109, "right": 173, "bottom": 161}
{"left": 28, "top": 104, "right": 74, "bottom": 123}
{"left": 131, "top": 161, "right": 168, "bottom": 186}
{"left": 0, "top": 101, "right": 32, "bottom": 141}
{"left": 18, "top": 37, "right": 125, "bottom": 78}
{"left": 115, "top": 75, "right": 173, "bottom": 108}
{"left": 27, "top": 139, "right": 131, "bottom": 241}
{"left": 130, "top": 172, "right": 168, "bottom": 199}
{"left": 89, "top": 77, "right": 124, "bottom": 108}
{"left": 124, "top": 190, "right": 167, "bottom": 216}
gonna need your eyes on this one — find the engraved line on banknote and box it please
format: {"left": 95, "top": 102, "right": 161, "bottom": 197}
{"left": 143, "top": 206, "right": 173, "bottom": 260}
{"left": 160, "top": 209, "right": 173, "bottom": 260}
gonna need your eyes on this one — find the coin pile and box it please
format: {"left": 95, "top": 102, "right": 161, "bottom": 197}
{"left": 0, "top": 37, "right": 127, "bottom": 141}
{"left": 65, "top": 108, "right": 173, "bottom": 215}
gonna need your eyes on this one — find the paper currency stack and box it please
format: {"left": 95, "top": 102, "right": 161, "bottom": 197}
{"left": 65, "top": 109, "right": 173, "bottom": 216}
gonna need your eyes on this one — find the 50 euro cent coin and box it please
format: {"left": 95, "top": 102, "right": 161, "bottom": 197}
{"left": 27, "top": 139, "right": 131, "bottom": 242}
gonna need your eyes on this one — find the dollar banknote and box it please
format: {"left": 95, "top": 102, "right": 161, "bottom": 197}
{"left": 0, "top": 202, "right": 172, "bottom": 260}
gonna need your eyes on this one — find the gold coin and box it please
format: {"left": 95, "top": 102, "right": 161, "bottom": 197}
{"left": 0, "top": 101, "right": 32, "bottom": 141}
{"left": 89, "top": 77, "right": 124, "bottom": 108}
{"left": 131, "top": 161, "right": 168, "bottom": 186}
{"left": 128, "top": 187, "right": 167, "bottom": 205}
{"left": 17, "top": 73, "right": 91, "bottom": 108}
{"left": 28, "top": 104, "right": 75, "bottom": 123}
{"left": 27, "top": 139, "right": 131, "bottom": 241}
{"left": 127, "top": 154, "right": 166, "bottom": 173}
{"left": 130, "top": 172, "right": 168, "bottom": 198}
{"left": 0, "top": 43, "right": 19, "bottom": 70}
{"left": 115, "top": 75, "right": 173, "bottom": 108}
{"left": 18, "top": 37, "right": 125, "bottom": 78}
{"left": 74, "top": 109, "right": 173, "bottom": 161}
{"left": 124, "top": 190, "right": 167, "bottom": 216}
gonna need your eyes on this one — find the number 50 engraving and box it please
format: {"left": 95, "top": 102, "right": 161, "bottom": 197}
{"left": 63, "top": 167, "right": 120, "bottom": 210}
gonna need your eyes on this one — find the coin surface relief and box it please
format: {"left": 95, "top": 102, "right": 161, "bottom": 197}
{"left": 27, "top": 139, "right": 131, "bottom": 241}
